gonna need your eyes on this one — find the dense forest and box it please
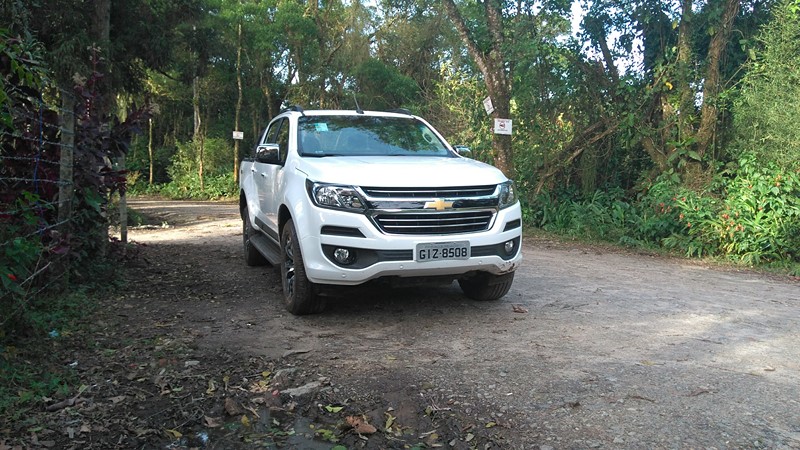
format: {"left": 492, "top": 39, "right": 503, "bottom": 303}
{"left": 2, "top": 0, "right": 799, "bottom": 268}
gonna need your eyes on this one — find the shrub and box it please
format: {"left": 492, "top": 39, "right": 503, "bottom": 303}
{"left": 660, "top": 155, "right": 800, "bottom": 263}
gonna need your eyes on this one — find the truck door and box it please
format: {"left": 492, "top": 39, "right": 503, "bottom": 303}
{"left": 253, "top": 118, "right": 288, "bottom": 241}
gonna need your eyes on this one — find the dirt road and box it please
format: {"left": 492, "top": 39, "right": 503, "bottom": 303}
{"left": 18, "top": 199, "right": 797, "bottom": 449}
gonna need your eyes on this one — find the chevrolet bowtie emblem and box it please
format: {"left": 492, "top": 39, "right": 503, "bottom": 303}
{"left": 424, "top": 199, "right": 454, "bottom": 211}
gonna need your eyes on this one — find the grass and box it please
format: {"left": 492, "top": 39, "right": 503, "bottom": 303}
{"left": 0, "top": 284, "right": 110, "bottom": 420}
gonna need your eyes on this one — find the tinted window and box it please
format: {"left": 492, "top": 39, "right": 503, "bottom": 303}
{"left": 297, "top": 116, "right": 453, "bottom": 157}
{"left": 276, "top": 119, "right": 290, "bottom": 163}
{"left": 263, "top": 119, "right": 283, "bottom": 144}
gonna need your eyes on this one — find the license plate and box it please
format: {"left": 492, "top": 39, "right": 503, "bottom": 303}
{"left": 415, "top": 241, "right": 470, "bottom": 262}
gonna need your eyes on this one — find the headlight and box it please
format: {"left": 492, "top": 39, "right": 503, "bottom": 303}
{"left": 307, "top": 180, "right": 366, "bottom": 212}
{"left": 498, "top": 181, "right": 518, "bottom": 209}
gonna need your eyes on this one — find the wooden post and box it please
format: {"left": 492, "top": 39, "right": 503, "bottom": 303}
{"left": 57, "top": 93, "right": 75, "bottom": 282}
{"left": 58, "top": 94, "right": 75, "bottom": 226}
{"left": 119, "top": 154, "right": 127, "bottom": 247}
{"left": 148, "top": 117, "right": 154, "bottom": 185}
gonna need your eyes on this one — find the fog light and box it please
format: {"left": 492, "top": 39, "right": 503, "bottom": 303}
{"left": 504, "top": 240, "right": 515, "bottom": 254}
{"left": 333, "top": 247, "right": 356, "bottom": 265}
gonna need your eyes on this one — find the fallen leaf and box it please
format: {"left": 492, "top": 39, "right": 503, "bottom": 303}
{"left": 485, "top": 421, "right": 497, "bottom": 428}
{"left": 207, "top": 380, "right": 216, "bottom": 395}
{"left": 204, "top": 416, "right": 222, "bottom": 428}
{"left": 164, "top": 429, "right": 182, "bottom": 439}
{"left": 241, "top": 415, "right": 251, "bottom": 427}
{"left": 512, "top": 305, "right": 528, "bottom": 313}
{"left": 45, "top": 396, "right": 81, "bottom": 412}
{"left": 384, "top": 413, "right": 395, "bottom": 431}
{"left": 346, "top": 415, "right": 377, "bottom": 434}
{"left": 224, "top": 397, "right": 243, "bottom": 416}
{"left": 109, "top": 395, "right": 126, "bottom": 404}
{"left": 325, "top": 405, "right": 344, "bottom": 413}
{"left": 465, "top": 432, "right": 475, "bottom": 442}
{"left": 764, "top": 366, "right": 776, "bottom": 372}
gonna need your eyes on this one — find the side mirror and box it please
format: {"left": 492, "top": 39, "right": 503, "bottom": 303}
{"left": 453, "top": 145, "right": 472, "bottom": 157}
{"left": 256, "top": 144, "right": 281, "bottom": 164}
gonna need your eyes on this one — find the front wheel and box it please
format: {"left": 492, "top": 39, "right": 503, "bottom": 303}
{"left": 280, "top": 219, "right": 326, "bottom": 315}
{"left": 458, "top": 272, "right": 515, "bottom": 301}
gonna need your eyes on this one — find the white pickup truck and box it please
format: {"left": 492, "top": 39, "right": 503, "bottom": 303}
{"left": 239, "top": 107, "right": 522, "bottom": 314}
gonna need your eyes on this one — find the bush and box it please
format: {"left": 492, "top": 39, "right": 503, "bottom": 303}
{"left": 646, "top": 156, "right": 800, "bottom": 264}
{"left": 526, "top": 154, "right": 800, "bottom": 268}
{"left": 158, "top": 172, "right": 237, "bottom": 199}
{"left": 528, "top": 188, "right": 638, "bottom": 245}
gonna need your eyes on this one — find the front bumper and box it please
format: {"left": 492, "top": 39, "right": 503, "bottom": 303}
{"left": 296, "top": 203, "right": 523, "bottom": 286}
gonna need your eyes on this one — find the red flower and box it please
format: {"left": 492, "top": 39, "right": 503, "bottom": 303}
{"left": 7, "top": 274, "right": 17, "bottom": 282}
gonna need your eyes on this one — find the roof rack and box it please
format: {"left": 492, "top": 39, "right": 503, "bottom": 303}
{"left": 282, "top": 105, "right": 305, "bottom": 115}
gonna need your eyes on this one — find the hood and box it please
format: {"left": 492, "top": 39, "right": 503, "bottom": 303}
{"left": 294, "top": 156, "right": 507, "bottom": 188}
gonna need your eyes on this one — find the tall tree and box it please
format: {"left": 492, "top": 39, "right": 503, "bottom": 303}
{"left": 441, "top": 0, "right": 514, "bottom": 177}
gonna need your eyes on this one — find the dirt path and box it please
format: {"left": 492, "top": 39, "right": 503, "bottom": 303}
{"left": 8, "top": 199, "right": 797, "bottom": 449}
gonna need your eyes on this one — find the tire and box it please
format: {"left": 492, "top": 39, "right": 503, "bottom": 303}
{"left": 242, "top": 206, "right": 268, "bottom": 266}
{"left": 458, "top": 272, "right": 515, "bottom": 301}
{"left": 280, "top": 219, "right": 326, "bottom": 315}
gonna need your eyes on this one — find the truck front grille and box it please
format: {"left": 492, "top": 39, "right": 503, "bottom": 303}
{"left": 373, "top": 211, "right": 494, "bottom": 235}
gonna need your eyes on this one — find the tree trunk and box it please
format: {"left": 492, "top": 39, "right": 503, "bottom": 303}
{"left": 441, "top": 0, "right": 514, "bottom": 178}
{"left": 93, "top": 0, "right": 112, "bottom": 115}
{"left": 193, "top": 76, "right": 201, "bottom": 143}
{"left": 695, "top": 0, "right": 741, "bottom": 158}
{"left": 234, "top": 21, "right": 243, "bottom": 184}
{"left": 148, "top": 117, "right": 154, "bottom": 185}
{"left": 676, "top": 0, "right": 695, "bottom": 140}
{"left": 193, "top": 76, "right": 204, "bottom": 191}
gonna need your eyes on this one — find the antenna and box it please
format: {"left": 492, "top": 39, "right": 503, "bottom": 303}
{"left": 352, "top": 92, "right": 364, "bottom": 114}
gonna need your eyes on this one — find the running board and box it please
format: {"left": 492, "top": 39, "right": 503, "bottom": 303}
{"left": 250, "top": 232, "right": 282, "bottom": 265}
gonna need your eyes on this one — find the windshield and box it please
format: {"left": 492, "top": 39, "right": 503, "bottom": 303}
{"left": 297, "top": 115, "right": 454, "bottom": 157}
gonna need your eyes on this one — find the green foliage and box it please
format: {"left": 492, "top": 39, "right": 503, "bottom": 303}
{"left": 0, "top": 353, "right": 75, "bottom": 420}
{"left": 665, "top": 155, "right": 800, "bottom": 264}
{"left": 526, "top": 154, "right": 800, "bottom": 268}
{"left": 0, "top": 193, "right": 45, "bottom": 299}
{"left": 528, "top": 188, "right": 637, "bottom": 245}
{"left": 0, "top": 30, "right": 48, "bottom": 127}
{"left": 430, "top": 63, "right": 493, "bottom": 163}
{"left": 0, "top": 288, "right": 93, "bottom": 419}
{"left": 136, "top": 137, "right": 238, "bottom": 199}
{"left": 169, "top": 138, "right": 233, "bottom": 181}
{"left": 354, "top": 58, "right": 420, "bottom": 110}
{"left": 157, "top": 172, "right": 238, "bottom": 200}
{"left": 732, "top": 0, "right": 800, "bottom": 168}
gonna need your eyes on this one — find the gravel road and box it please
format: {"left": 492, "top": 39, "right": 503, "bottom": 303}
{"left": 125, "top": 199, "right": 800, "bottom": 449}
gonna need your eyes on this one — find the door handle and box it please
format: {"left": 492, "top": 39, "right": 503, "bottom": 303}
{"left": 259, "top": 173, "right": 267, "bottom": 178}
